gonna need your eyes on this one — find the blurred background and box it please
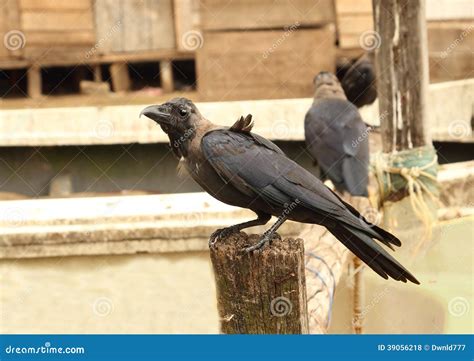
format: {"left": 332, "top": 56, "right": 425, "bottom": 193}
{"left": 0, "top": 0, "right": 472, "bottom": 334}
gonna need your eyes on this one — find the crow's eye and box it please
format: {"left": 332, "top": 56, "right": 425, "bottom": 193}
{"left": 179, "top": 108, "right": 188, "bottom": 117}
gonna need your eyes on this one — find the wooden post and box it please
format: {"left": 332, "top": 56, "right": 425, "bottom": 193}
{"left": 110, "top": 62, "right": 131, "bottom": 92}
{"left": 93, "top": 64, "right": 102, "bottom": 82}
{"left": 27, "top": 65, "right": 42, "bottom": 99}
{"left": 160, "top": 60, "right": 174, "bottom": 93}
{"left": 210, "top": 233, "right": 309, "bottom": 334}
{"left": 373, "top": 0, "right": 431, "bottom": 151}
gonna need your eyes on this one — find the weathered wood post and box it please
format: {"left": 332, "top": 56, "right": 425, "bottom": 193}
{"left": 373, "top": 0, "right": 431, "bottom": 151}
{"left": 210, "top": 233, "right": 309, "bottom": 334}
{"left": 372, "top": 0, "right": 439, "bottom": 245}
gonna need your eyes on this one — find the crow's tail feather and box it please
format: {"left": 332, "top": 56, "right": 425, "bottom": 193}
{"left": 328, "top": 223, "right": 420, "bottom": 284}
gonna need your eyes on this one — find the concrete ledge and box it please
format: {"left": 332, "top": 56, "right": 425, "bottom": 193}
{"left": 0, "top": 192, "right": 302, "bottom": 259}
{"left": 0, "top": 161, "right": 472, "bottom": 259}
{"left": 0, "top": 79, "right": 472, "bottom": 146}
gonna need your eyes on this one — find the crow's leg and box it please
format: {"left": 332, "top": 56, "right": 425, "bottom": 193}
{"left": 209, "top": 211, "right": 271, "bottom": 247}
{"left": 244, "top": 215, "right": 287, "bottom": 253}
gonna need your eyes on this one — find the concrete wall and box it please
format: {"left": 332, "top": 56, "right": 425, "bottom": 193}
{"left": 1, "top": 217, "right": 472, "bottom": 334}
{"left": 0, "top": 252, "right": 220, "bottom": 334}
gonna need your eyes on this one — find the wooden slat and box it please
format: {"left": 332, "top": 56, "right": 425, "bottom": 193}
{"left": 94, "top": 0, "right": 175, "bottom": 53}
{"left": 173, "top": 0, "right": 199, "bottom": 51}
{"left": 21, "top": 10, "right": 94, "bottom": 31}
{"left": 200, "top": 0, "right": 334, "bottom": 30}
{"left": 427, "top": 21, "right": 474, "bottom": 52}
{"left": 0, "top": 49, "right": 194, "bottom": 69}
{"left": 0, "top": 0, "right": 22, "bottom": 60}
{"left": 93, "top": 0, "right": 122, "bottom": 53}
{"left": 19, "top": 0, "right": 92, "bottom": 10}
{"left": 335, "top": 0, "right": 372, "bottom": 15}
{"left": 146, "top": 0, "right": 176, "bottom": 50}
{"left": 337, "top": 14, "right": 373, "bottom": 35}
{"left": 25, "top": 31, "right": 95, "bottom": 46}
{"left": 428, "top": 21, "right": 474, "bottom": 82}
{"left": 22, "top": 46, "right": 94, "bottom": 63}
{"left": 197, "top": 26, "right": 336, "bottom": 101}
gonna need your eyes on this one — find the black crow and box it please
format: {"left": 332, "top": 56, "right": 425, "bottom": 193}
{"left": 141, "top": 98, "right": 419, "bottom": 284}
{"left": 339, "top": 53, "right": 377, "bottom": 108}
{"left": 305, "top": 72, "right": 370, "bottom": 197}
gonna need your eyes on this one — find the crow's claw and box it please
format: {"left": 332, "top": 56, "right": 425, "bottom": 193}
{"left": 243, "top": 232, "right": 280, "bottom": 253}
{"left": 208, "top": 226, "right": 239, "bottom": 247}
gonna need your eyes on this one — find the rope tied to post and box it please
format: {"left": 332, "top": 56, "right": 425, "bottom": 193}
{"left": 373, "top": 145, "right": 440, "bottom": 249}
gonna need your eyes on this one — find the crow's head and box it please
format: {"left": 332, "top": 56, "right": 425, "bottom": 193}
{"left": 313, "top": 71, "right": 340, "bottom": 88}
{"left": 140, "top": 97, "right": 201, "bottom": 135}
{"left": 140, "top": 98, "right": 203, "bottom": 158}
{"left": 312, "top": 71, "right": 346, "bottom": 100}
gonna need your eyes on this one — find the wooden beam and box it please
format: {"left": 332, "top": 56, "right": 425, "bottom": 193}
{"left": 27, "top": 65, "right": 42, "bottom": 98}
{"left": 160, "top": 60, "right": 174, "bottom": 93}
{"left": 110, "top": 62, "right": 130, "bottom": 92}
{"left": 210, "top": 233, "right": 309, "bottom": 334}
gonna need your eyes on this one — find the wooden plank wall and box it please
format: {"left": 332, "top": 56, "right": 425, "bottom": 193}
{"left": 17, "top": 0, "right": 95, "bottom": 63}
{"left": 0, "top": 0, "right": 22, "bottom": 60}
{"left": 200, "top": 0, "right": 334, "bottom": 30}
{"left": 94, "top": 0, "right": 176, "bottom": 53}
{"left": 335, "top": 0, "right": 474, "bottom": 82}
{"left": 428, "top": 21, "right": 474, "bottom": 83}
{"left": 335, "top": 0, "right": 373, "bottom": 49}
{"left": 173, "top": 0, "right": 201, "bottom": 51}
{"left": 197, "top": 0, "right": 336, "bottom": 101}
{"left": 197, "top": 26, "right": 336, "bottom": 101}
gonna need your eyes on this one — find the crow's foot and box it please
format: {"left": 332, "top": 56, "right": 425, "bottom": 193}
{"left": 243, "top": 232, "right": 281, "bottom": 253}
{"left": 208, "top": 226, "right": 240, "bottom": 247}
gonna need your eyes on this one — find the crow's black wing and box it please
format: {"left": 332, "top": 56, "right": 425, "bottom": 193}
{"left": 203, "top": 129, "right": 379, "bottom": 240}
{"left": 305, "top": 99, "right": 369, "bottom": 196}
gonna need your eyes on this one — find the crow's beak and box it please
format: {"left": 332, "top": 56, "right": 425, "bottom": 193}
{"left": 140, "top": 105, "right": 172, "bottom": 125}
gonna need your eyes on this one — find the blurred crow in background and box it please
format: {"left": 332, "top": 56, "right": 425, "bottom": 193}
{"left": 141, "top": 98, "right": 418, "bottom": 284}
{"left": 339, "top": 53, "right": 377, "bottom": 108}
{"left": 305, "top": 72, "right": 370, "bottom": 196}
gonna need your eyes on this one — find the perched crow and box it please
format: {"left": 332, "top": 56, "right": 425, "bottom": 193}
{"left": 339, "top": 53, "right": 377, "bottom": 108}
{"left": 305, "top": 72, "right": 369, "bottom": 197}
{"left": 141, "top": 98, "right": 419, "bottom": 284}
